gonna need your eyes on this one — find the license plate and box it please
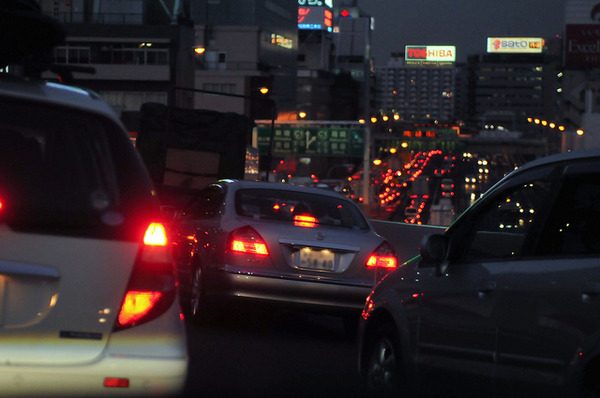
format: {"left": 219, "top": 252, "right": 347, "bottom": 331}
{"left": 297, "top": 247, "right": 335, "bottom": 270}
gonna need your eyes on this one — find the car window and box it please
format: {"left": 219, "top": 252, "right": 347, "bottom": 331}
{"left": 0, "top": 97, "right": 156, "bottom": 239}
{"left": 235, "top": 188, "right": 369, "bottom": 230}
{"left": 455, "top": 166, "right": 555, "bottom": 263}
{"left": 182, "top": 186, "right": 225, "bottom": 219}
{"left": 535, "top": 172, "right": 600, "bottom": 256}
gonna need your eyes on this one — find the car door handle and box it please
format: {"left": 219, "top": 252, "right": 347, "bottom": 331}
{"left": 478, "top": 279, "right": 497, "bottom": 296}
{"left": 582, "top": 281, "right": 600, "bottom": 302}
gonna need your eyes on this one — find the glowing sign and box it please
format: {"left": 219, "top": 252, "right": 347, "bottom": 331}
{"left": 271, "top": 34, "right": 293, "bottom": 49}
{"left": 405, "top": 46, "right": 456, "bottom": 64}
{"left": 487, "top": 37, "right": 544, "bottom": 53}
{"left": 298, "top": 0, "right": 333, "bottom": 32}
{"left": 298, "top": 6, "right": 333, "bottom": 31}
{"left": 298, "top": 0, "right": 333, "bottom": 6}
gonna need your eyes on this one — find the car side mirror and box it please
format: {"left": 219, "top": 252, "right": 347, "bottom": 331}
{"left": 419, "top": 233, "right": 449, "bottom": 275}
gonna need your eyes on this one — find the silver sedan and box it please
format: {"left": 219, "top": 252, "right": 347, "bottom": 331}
{"left": 172, "top": 179, "right": 398, "bottom": 329}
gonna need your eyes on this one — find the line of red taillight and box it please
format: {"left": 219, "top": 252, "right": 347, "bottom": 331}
{"left": 227, "top": 225, "right": 398, "bottom": 269}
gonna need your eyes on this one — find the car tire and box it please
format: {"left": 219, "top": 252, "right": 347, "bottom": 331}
{"left": 188, "top": 264, "right": 210, "bottom": 325}
{"left": 362, "top": 323, "right": 405, "bottom": 398}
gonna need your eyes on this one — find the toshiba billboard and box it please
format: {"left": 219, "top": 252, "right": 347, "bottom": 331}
{"left": 487, "top": 37, "right": 544, "bottom": 53}
{"left": 405, "top": 46, "right": 456, "bottom": 65}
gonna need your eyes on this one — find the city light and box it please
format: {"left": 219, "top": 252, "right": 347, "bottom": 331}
{"left": 194, "top": 46, "right": 206, "bottom": 55}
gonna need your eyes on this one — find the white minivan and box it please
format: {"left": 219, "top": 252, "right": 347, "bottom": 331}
{"left": 0, "top": 76, "right": 188, "bottom": 396}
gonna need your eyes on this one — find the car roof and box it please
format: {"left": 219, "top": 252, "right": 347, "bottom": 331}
{"left": 506, "top": 148, "right": 600, "bottom": 178}
{"left": 216, "top": 179, "right": 353, "bottom": 200}
{"left": 0, "top": 76, "right": 122, "bottom": 124}
{"left": 468, "top": 148, "right": 600, "bottom": 209}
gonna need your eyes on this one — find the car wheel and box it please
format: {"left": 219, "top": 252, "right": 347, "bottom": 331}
{"left": 189, "top": 265, "right": 208, "bottom": 323}
{"left": 363, "top": 323, "right": 404, "bottom": 398}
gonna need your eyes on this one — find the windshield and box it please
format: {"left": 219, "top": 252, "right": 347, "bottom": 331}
{"left": 235, "top": 188, "right": 369, "bottom": 230}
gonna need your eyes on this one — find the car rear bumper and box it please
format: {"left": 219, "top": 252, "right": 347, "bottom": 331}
{"left": 204, "top": 265, "right": 374, "bottom": 312}
{"left": 0, "top": 355, "right": 187, "bottom": 397}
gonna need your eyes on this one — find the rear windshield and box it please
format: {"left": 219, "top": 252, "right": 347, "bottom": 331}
{"left": 0, "top": 97, "right": 157, "bottom": 240}
{"left": 235, "top": 188, "right": 369, "bottom": 230}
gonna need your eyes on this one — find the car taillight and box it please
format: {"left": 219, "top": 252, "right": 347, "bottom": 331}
{"left": 228, "top": 226, "right": 269, "bottom": 256}
{"left": 144, "top": 222, "right": 168, "bottom": 246}
{"left": 294, "top": 214, "right": 318, "bottom": 228}
{"left": 366, "top": 241, "right": 398, "bottom": 269}
{"left": 114, "top": 221, "right": 177, "bottom": 331}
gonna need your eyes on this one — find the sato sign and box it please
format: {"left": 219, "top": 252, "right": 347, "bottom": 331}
{"left": 405, "top": 46, "right": 456, "bottom": 62}
{"left": 487, "top": 37, "right": 544, "bottom": 53}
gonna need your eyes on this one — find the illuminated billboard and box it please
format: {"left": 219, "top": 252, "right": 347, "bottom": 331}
{"left": 298, "top": 0, "right": 333, "bottom": 6}
{"left": 405, "top": 45, "right": 456, "bottom": 65}
{"left": 487, "top": 37, "right": 544, "bottom": 53}
{"left": 298, "top": 0, "right": 333, "bottom": 32}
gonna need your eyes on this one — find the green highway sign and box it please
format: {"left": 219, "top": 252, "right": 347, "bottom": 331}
{"left": 257, "top": 126, "right": 365, "bottom": 157}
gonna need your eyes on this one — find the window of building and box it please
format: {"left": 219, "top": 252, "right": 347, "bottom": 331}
{"left": 54, "top": 42, "right": 169, "bottom": 66}
{"left": 201, "top": 83, "right": 237, "bottom": 95}
{"left": 99, "top": 91, "right": 168, "bottom": 111}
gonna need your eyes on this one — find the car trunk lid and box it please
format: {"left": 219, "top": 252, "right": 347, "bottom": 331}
{"left": 0, "top": 226, "right": 137, "bottom": 365}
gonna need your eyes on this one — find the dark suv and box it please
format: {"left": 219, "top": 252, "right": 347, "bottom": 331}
{"left": 358, "top": 149, "right": 600, "bottom": 398}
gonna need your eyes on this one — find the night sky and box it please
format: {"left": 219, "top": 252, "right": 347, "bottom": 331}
{"left": 356, "top": 0, "right": 567, "bottom": 65}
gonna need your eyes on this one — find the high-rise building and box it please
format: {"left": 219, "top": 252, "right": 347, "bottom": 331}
{"left": 466, "top": 51, "right": 560, "bottom": 137}
{"left": 375, "top": 54, "right": 457, "bottom": 122}
{"left": 190, "top": 0, "right": 298, "bottom": 119}
{"left": 39, "top": 0, "right": 298, "bottom": 130}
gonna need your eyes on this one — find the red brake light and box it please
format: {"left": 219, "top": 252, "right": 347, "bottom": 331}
{"left": 114, "top": 221, "right": 176, "bottom": 331}
{"left": 104, "top": 378, "right": 130, "bottom": 388}
{"left": 294, "top": 215, "right": 318, "bottom": 228}
{"left": 228, "top": 226, "right": 269, "bottom": 255}
{"left": 144, "top": 222, "right": 167, "bottom": 246}
{"left": 366, "top": 242, "right": 398, "bottom": 269}
{"left": 118, "top": 291, "right": 163, "bottom": 325}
